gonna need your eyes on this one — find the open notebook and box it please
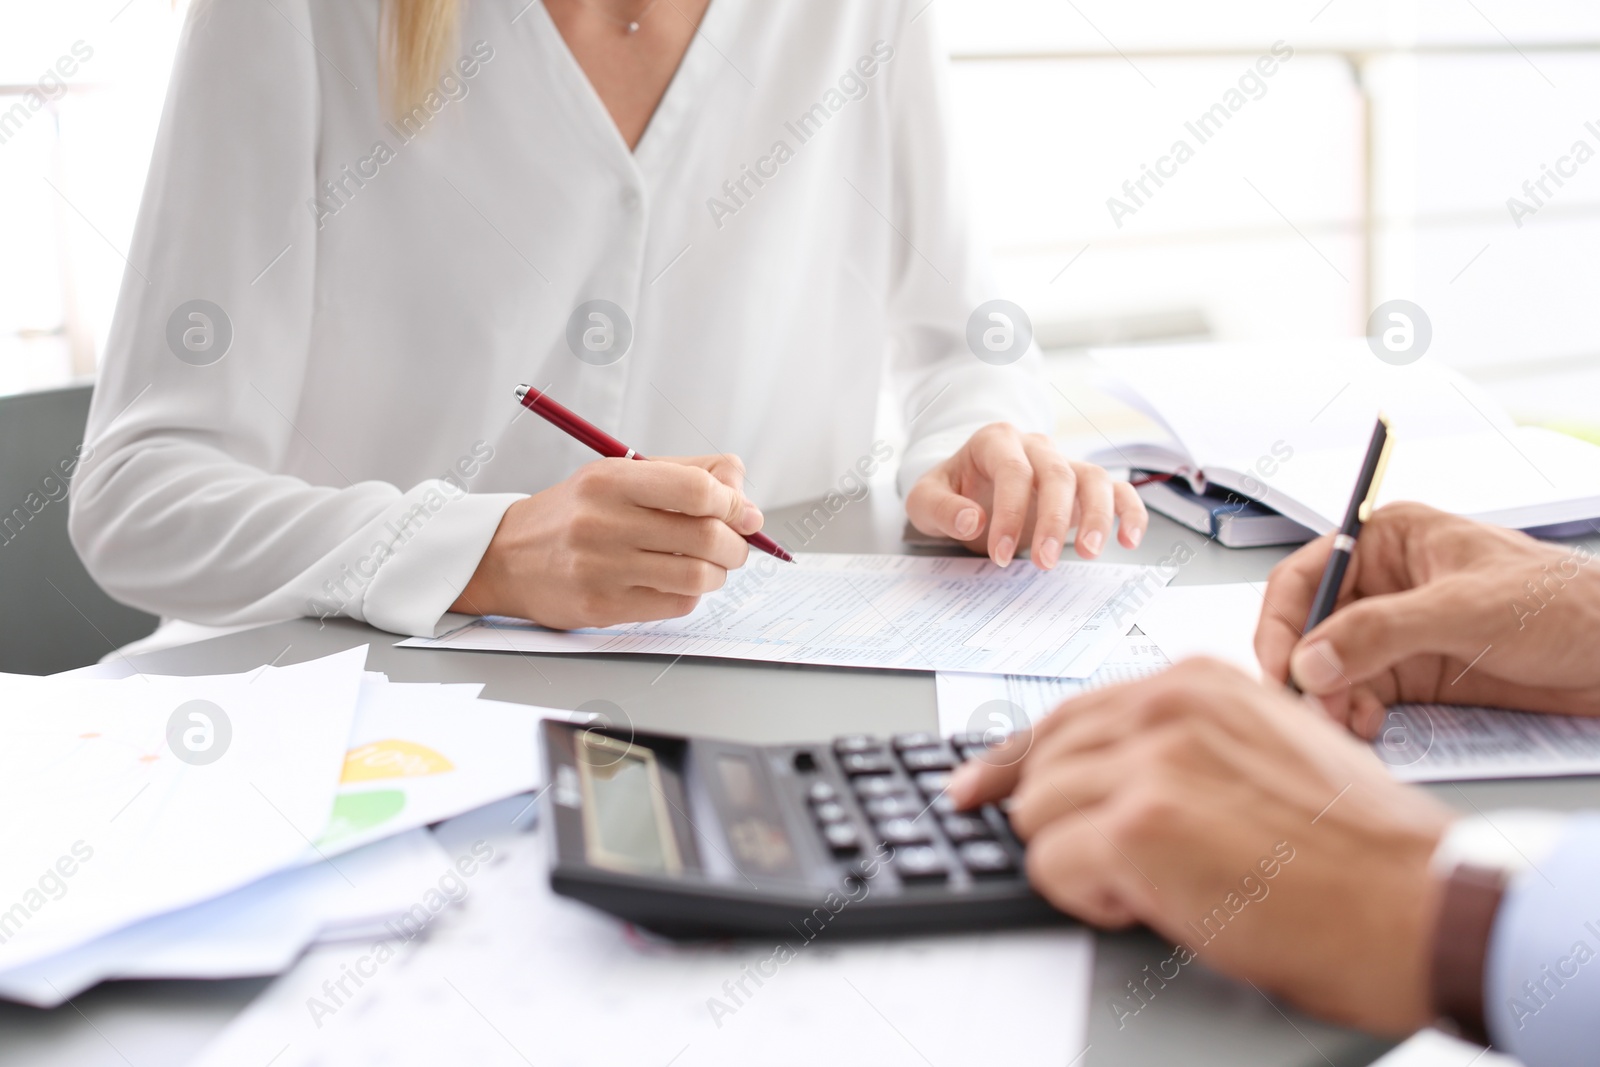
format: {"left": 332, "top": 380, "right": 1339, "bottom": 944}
{"left": 1088, "top": 341, "right": 1600, "bottom": 535}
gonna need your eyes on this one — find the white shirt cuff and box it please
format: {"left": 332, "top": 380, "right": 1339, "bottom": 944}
{"left": 1431, "top": 810, "right": 1571, "bottom": 878}
{"left": 361, "top": 488, "right": 524, "bottom": 637}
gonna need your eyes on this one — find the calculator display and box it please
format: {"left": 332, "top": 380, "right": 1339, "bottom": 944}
{"left": 577, "top": 733, "right": 682, "bottom": 877}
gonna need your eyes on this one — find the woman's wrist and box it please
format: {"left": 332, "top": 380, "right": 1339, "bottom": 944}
{"left": 449, "top": 496, "right": 535, "bottom": 619}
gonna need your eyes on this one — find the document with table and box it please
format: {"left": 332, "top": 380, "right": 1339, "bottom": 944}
{"left": 402, "top": 553, "right": 1168, "bottom": 678}
{"left": 935, "top": 583, "right": 1600, "bottom": 784}
{"left": 1378, "top": 704, "right": 1600, "bottom": 783}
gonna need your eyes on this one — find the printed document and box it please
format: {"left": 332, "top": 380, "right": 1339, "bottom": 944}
{"left": 1378, "top": 703, "right": 1600, "bottom": 783}
{"left": 938, "top": 644, "right": 1600, "bottom": 784}
{"left": 401, "top": 554, "right": 1168, "bottom": 678}
{"left": 0, "top": 648, "right": 367, "bottom": 971}
{"left": 937, "top": 636, "right": 1172, "bottom": 735}
{"left": 193, "top": 821, "right": 1094, "bottom": 1067}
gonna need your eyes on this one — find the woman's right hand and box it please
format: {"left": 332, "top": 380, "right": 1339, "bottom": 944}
{"left": 451, "top": 455, "right": 761, "bottom": 629}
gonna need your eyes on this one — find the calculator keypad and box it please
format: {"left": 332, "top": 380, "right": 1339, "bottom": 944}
{"left": 799, "top": 734, "right": 1022, "bottom": 889}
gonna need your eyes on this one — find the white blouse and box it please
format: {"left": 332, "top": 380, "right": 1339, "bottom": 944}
{"left": 70, "top": 0, "right": 1051, "bottom": 638}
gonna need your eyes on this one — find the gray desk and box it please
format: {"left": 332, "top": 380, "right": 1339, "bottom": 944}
{"left": 5, "top": 491, "right": 1597, "bottom": 1066}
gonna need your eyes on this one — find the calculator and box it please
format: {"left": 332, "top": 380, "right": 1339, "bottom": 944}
{"left": 539, "top": 720, "right": 1067, "bottom": 938}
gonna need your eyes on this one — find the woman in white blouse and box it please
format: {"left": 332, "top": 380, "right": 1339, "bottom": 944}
{"left": 70, "top": 0, "right": 1146, "bottom": 639}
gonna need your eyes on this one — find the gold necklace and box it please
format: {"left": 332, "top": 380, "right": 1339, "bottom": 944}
{"left": 568, "top": 0, "right": 668, "bottom": 34}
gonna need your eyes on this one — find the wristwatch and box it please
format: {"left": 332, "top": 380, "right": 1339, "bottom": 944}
{"left": 1428, "top": 812, "right": 1569, "bottom": 1045}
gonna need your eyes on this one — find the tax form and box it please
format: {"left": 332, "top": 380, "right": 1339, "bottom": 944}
{"left": 400, "top": 554, "right": 1169, "bottom": 678}
{"left": 1378, "top": 704, "right": 1600, "bottom": 782}
{"left": 938, "top": 643, "right": 1600, "bottom": 784}
{"left": 936, "top": 636, "right": 1172, "bottom": 734}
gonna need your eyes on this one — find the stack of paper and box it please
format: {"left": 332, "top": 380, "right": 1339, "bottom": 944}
{"left": 0, "top": 649, "right": 588, "bottom": 1006}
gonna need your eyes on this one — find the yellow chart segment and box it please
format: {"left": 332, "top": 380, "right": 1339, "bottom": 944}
{"left": 340, "top": 739, "right": 455, "bottom": 783}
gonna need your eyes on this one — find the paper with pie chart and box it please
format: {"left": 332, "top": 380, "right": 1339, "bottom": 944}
{"left": 0, "top": 648, "right": 368, "bottom": 972}
{"left": 317, "top": 683, "right": 593, "bottom": 856}
{"left": 0, "top": 658, "right": 591, "bottom": 1003}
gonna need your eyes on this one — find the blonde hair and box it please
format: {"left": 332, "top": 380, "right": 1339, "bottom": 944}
{"left": 383, "top": 0, "right": 462, "bottom": 115}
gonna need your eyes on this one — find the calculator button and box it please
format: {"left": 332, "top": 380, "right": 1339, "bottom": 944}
{"left": 834, "top": 735, "right": 881, "bottom": 754}
{"left": 876, "top": 817, "right": 934, "bottom": 844}
{"left": 822, "top": 822, "right": 862, "bottom": 854}
{"left": 892, "top": 844, "right": 950, "bottom": 882}
{"left": 812, "top": 800, "right": 849, "bottom": 824}
{"left": 953, "top": 733, "right": 1006, "bottom": 757}
{"left": 806, "top": 780, "right": 838, "bottom": 804}
{"left": 926, "top": 793, "right": 958, "bottom": 815}
{"left": 852, "top": 775, "right": 903, "bottom": 798}
{"left": 900, "top": 747, "right": 956, "bottom": 772}
{"left": 940, "top": 814, "right": 993, "bottom": 842}
{"left": 957, "top": 840, "right": 1015, "bottom": 875}
{"left": 864, "top": 795, "right": 922, "bottom": 820}
{"left": 892, "top": 731, "right": 940, "bottom": 750}
{"left": 839, "top": 750, "right": 894, "bottom": 775}
{"left": 913, "top": 770, "right": 952, "bottom": 796}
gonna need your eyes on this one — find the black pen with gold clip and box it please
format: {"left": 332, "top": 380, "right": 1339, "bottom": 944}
{"left": 1289, "top": 414, "right": 1395, "bottom": 694}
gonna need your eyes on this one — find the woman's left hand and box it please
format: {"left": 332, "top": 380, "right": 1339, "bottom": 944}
{"left": 906, "top": 423, "right": 1148, "bottom": 568}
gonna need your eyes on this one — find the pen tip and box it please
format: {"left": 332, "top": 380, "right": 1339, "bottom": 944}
{"left": 513, "top": 384, "right": 530, "bottom": 402}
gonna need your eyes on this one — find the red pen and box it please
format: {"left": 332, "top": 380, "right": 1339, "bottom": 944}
{"left": 513, "top": 384, "right": 795, "bottom": 563}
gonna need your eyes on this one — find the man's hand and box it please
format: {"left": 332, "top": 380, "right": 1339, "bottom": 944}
{"left": 948, "top": 660, "right": 1455, "bottom": 1035}
{"left": 905, "top": 423, "right": 1148, "bottom": 568}
{"left": 1255, "top": 503, "right": 1600, "bottom": 737}
{"left": 451, "top": 454, "right": 759, "bottom": 629}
